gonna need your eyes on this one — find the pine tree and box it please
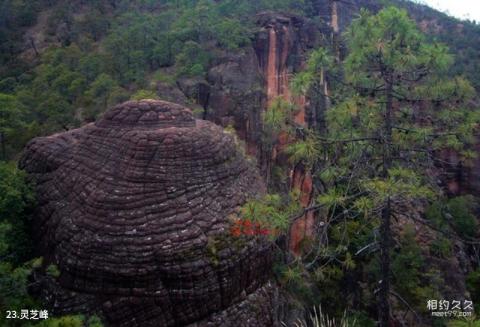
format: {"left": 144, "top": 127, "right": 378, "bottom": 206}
{"left": 333, "top": 7, "right": 476, "bottom": 325}
{"left": 0, "top": 94, "right": 26, "bottom": 160}
{"left": 283, "top": 7, "right": 478, "bottom": 325}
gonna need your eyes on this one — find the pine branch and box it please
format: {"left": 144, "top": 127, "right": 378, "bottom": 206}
{"left": 393, "top": 209, "right": 480, "bottom": 245}
{"left": 390, "top": 290, "right": 422, "bottom": 324}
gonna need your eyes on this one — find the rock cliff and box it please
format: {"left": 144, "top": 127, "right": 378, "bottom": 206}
{"left": 20, "top": 100, "right": 276, "bottom": 326}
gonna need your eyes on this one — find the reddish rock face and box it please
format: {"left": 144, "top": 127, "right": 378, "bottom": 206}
{"left": 255, "top": 12, "right": 317, "bottom": 124}
{"left": 20, "top": 100, "right": 274, "bottom": 326}
{"left": 255, "top": 12, "right": 319, "bottom": 254}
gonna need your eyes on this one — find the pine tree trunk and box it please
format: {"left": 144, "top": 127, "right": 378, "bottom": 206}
{"left": 379, "top": 78, "right": 393, "bottom": 327}
{"left": 0, "top": 131, "right": 6, "bottom": 161}
{"left": 379, "top": 197, "right": 391, "bottom": 326}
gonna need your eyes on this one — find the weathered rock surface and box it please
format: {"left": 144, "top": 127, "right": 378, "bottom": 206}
{"left": 206, "top": 48, "right": 266, "bottom": 157}
{"left": 20, "top": 100, "right": 275, "bottom": 326}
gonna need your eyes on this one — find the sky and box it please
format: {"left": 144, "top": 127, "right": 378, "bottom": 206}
{"left": 417, "top": 0, "right": 480, "bottom": 22}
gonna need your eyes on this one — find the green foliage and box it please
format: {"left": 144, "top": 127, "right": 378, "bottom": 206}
{"left": 0, "top": 258, "right": 42, "bottom": 326}
{"left": 345, "top": 7, "right": 451, "bottom": 87}
{"left": 391, "top": 226, "right": 430, "bottom": 307}
{"left": 262, "top": 97, "right": 295, "bottom": 146}
{"left": 323, "top": 5, "right": 476, "bottom": 245}
{"left": 425, "top": 201, "right": 446, "bottom": 229}
{"left": 291, "top": 71, "right": 314, "bottom": 96}
{"left": 34, "top": 314, "right": 104, "bottom": 327}
{"left": 447, "top": 317, "right": 480, "bottom": 327}
{"left": 342, "top": 7, "right": 478, "bottom": 158}
{"left": 240, "top": 193, "right": 301, "bottom": 234}
{"left": 306, "top": 48, "right": 334, "bottom": 74}
{"left": 466, "top": 269, "right": 480, "bottom": 313}
{"left": 104, "top": 12, "right": 167, "bottom": 83}
{"left": 429, "top": 236, "right": 452, "bottom": 258}
{"left": 275, "top": 262, "right": 318, "bottom": 305}
{"left": 0, "top": 94, "right": 25, "bottom": 136}
{"left": 426, "top": 196, "right": 478, "bottom": 239}
{"left": 447, "top": 196, "right": 478, "bottom": 238}
{"left": 211, "top": 18, "right": 250, "bottom": 50}
{"left": 175, "top": 41, "right": 211, "bottom": 77}
{"left": 0, "top": 0, "right": 479, "bottom": 166}
{"left": 0, "top": 162, "right": 36, "bottom": 326}
{"left": 153, "top": 71, "right": 176, "bottom": 86}
{"left": 286, "top": 7, "right": 479, "bottom": 323}
{"left": 362, "top": 167, "right": 435, "bottom": 204}
{"left": 0, "top": 162, "right": 35, "bottom": 263}
{"left": 391, "top": 0, "right": 480, "bottom": 91}
{"left": 348, "top": 311, "right": 375, "bottom": 327}
{"left": 285, "top": 132, "right": 321, "bottom": 168}
{"left": 291, "top": 48, "right": 333, "bottom": 96}
{"left": 86, "top": 316, "right": 104, "bottom": 327}
{"left": 46, "top": 264, "right": 61, "bottom": 278}
{"left": 0, "top": 162, "right": 103, "bottom": 326}
{"left": 130, "top": 89, "right": 159, "bottom": 100}
{"left": 317, "top": 187, "right": 348, "bottom": 210}
{"left": 206, "top": 236, "right": 220, "bottom": 266}
{"left": 85, "top": 73, "right": 119, "bottom": 105}
{"left": 0, "top": 1, "right": 479, "bottom": 325}
{"left": 281, "top": 264, "right": 305, "bottom": 286}
{"left": 1, "top": 0, "right": 311, "bottom": 159}
{"left": 0, "top": 0, "right": 39, "bottom": 78}
{"left": 0, "top": 93, "right": 28, "bottom": 159}
{"left": 296, "top": 210, "right": 378, "bottom": 316}
{"left": 83, "top": 73, "right": 126, "bottom": 120}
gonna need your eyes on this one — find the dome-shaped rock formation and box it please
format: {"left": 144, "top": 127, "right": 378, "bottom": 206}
{"left": 20, "top": 100, "right": 275, "bottom": 326}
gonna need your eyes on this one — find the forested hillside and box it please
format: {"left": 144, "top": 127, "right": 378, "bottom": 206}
{"left": 1, "top": 0, "right": 480, "bottom": 160}
{"left": 1, "top": 1, "right": 480, "bottom": 326}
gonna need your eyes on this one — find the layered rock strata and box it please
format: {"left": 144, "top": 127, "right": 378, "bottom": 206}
{"left": 20, "top": 100, "right": 274, "bottom": 326}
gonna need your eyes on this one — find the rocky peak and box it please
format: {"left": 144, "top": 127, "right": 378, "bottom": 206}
{"left": 96, "top": 99, "right": 196, "bottom": 129}
{"left": 20, "top": 100, "right": 276, "bottom": 326}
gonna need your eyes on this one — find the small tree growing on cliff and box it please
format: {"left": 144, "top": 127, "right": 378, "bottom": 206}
{"left": 291, "top": 48, "right": 334, "bottom": 132}
{"left": 261, "top": 97, "right": 296, "bottom": 186}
